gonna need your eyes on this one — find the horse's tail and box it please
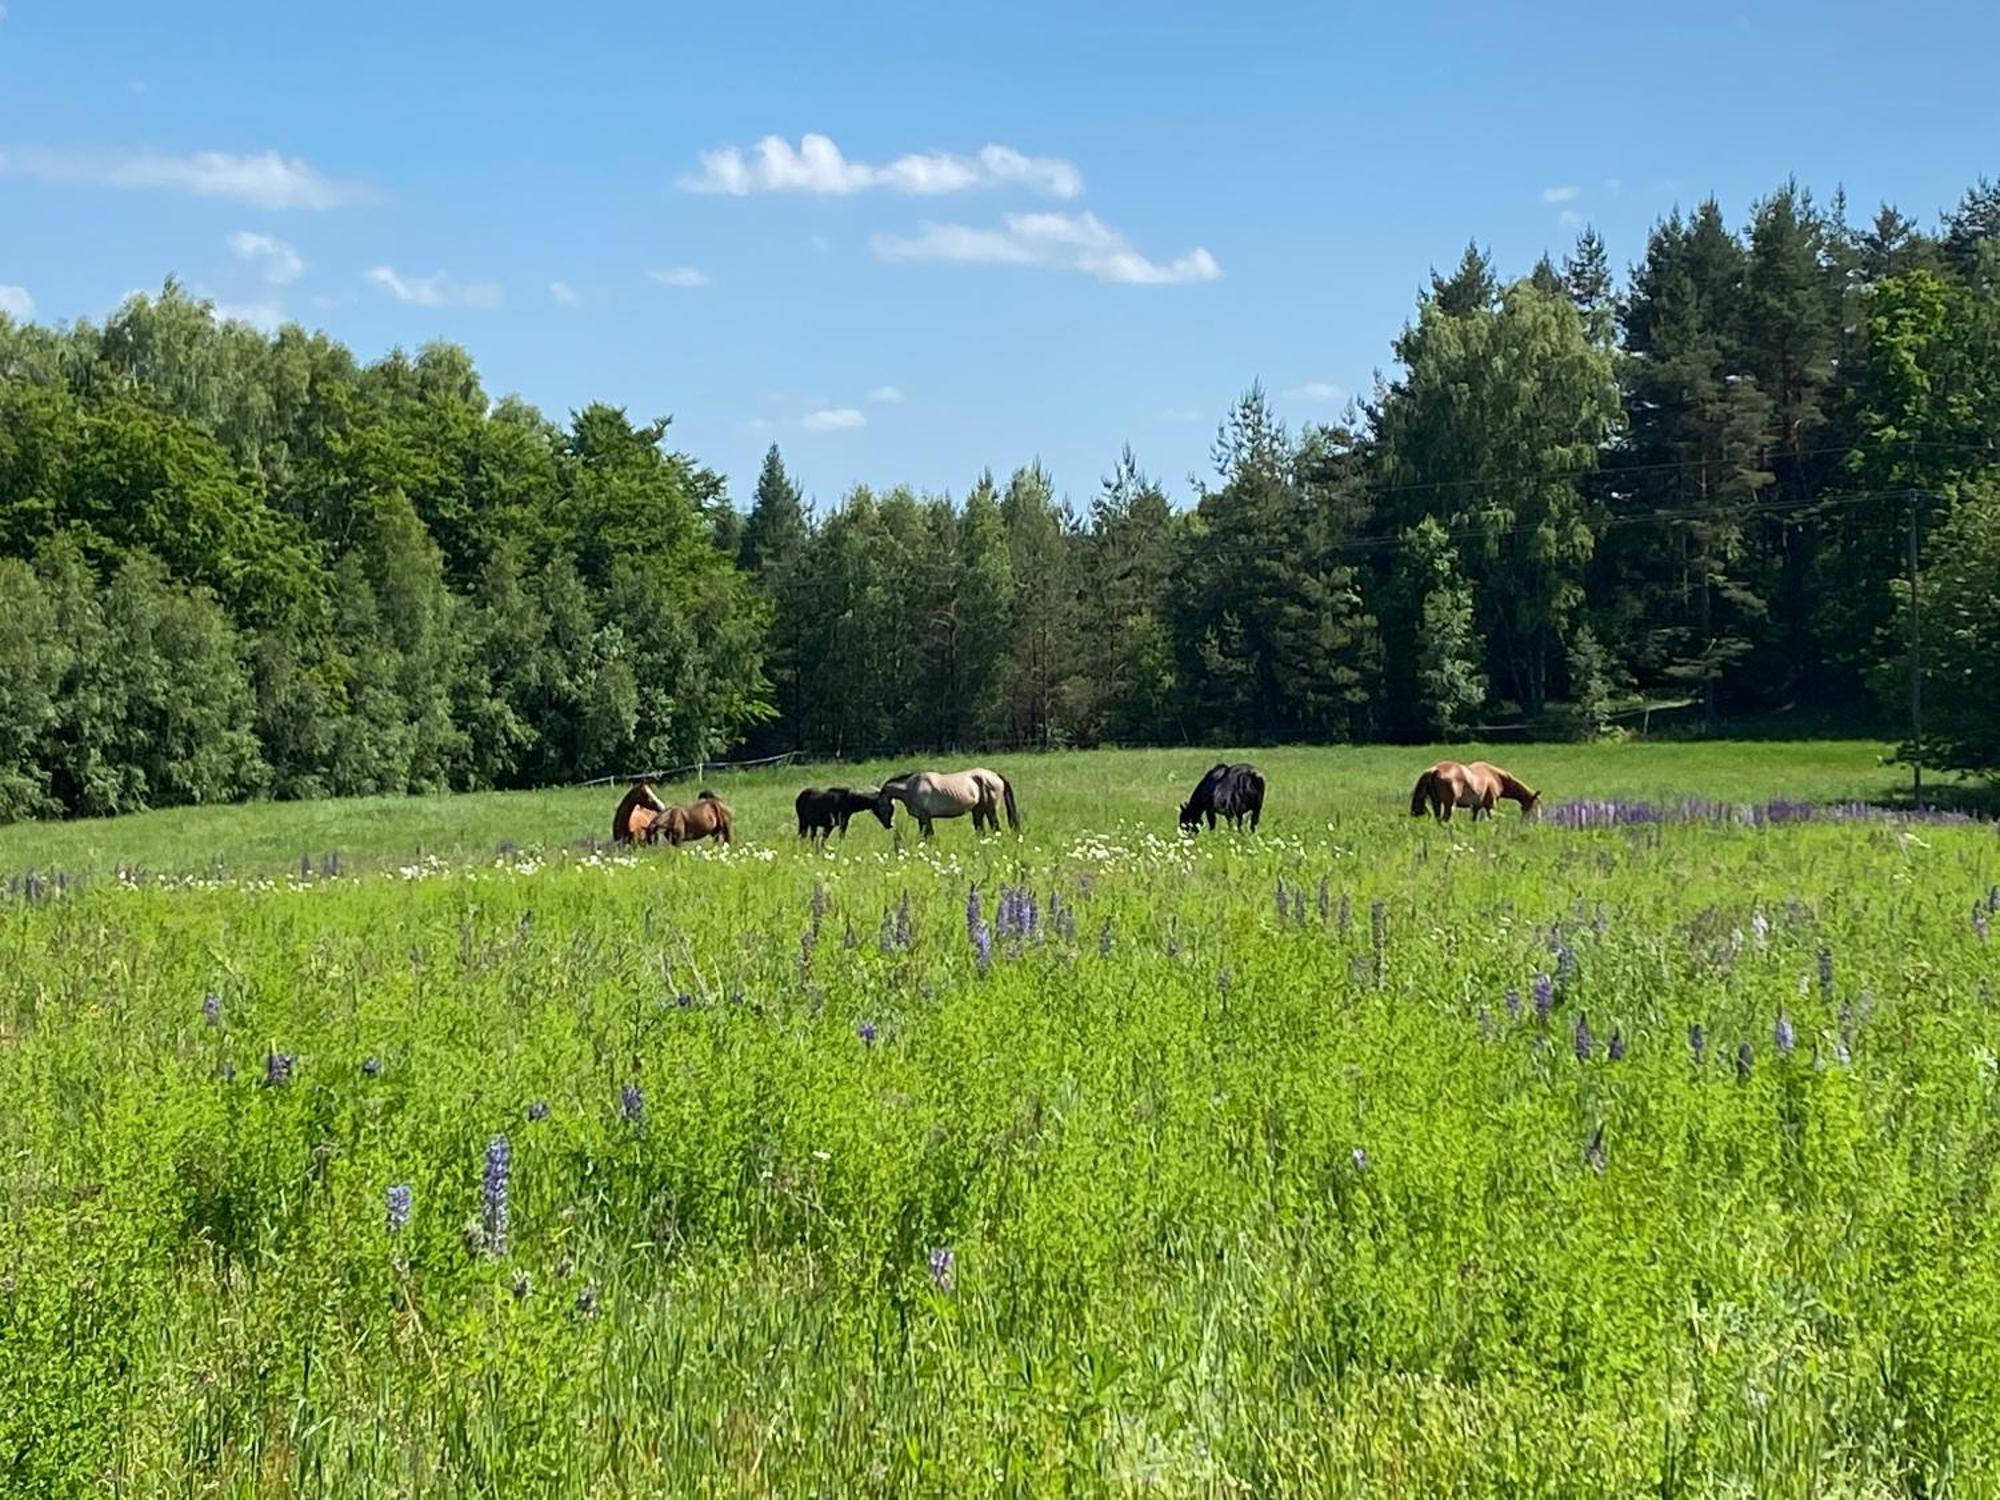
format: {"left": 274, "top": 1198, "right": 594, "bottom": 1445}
{"left": 999, "top": 773, "right": 1020, "bottom": 831}
{"left": 1410, "top": 769, "right": 1435, "bottom": 817}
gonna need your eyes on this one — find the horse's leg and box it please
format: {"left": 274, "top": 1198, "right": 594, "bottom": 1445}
{"left": 920, "top": 816, "right": 934, "bottom": 840}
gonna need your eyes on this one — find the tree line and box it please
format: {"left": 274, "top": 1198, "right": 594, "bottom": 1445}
{"left": 3, "top": 177, "right": 1999, "bottom": 822}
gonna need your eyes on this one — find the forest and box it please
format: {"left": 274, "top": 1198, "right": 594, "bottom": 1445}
{"left": 3, "top": 177, "right": 1999, "bottom": 821}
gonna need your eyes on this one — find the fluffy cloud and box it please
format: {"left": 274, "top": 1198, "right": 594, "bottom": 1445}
{"left": 209, "top": 300, "right": 285, "bottom": 332}
{"left": 550, "top": 281, "right": 580, "bottom": 305}
{"left": 1285, "top": 381, "right": 1346, "bottom": 403}
{"left": 0, "top": 284, "right": 32, "bottom": 319}
{"left": 1541, "top": 184, "right": 1579, "bottom": 204}
{"left": 646, "top": 266, "right": 709, "bottom": 288}
{"left": 866, "top": 385, "right": 904, "bottom": 404}
{"left": 0, "top": 146, "right": 373, "bottom": 209}
{"left": 682, "top": 133, "right": 1082, "bottom": 199}
{"left": 227, "top": 231, "right": 304, "bottom": 285}
{"left": 872, "top": 211, "right": 1220, "bottom": 285}
{"left": 365, "top": 265, "right": 502, "bottom": 308}
{"left": 799, "top": 407, "right": 865, "bottom": 432}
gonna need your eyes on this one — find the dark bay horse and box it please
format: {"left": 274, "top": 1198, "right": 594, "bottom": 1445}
{"left": 611, "top": 779, "right": 668, "bottom": 844}
{"left": 1410, "top": 760, "right": 1539, "bottom": 822}
{"left": 652, "top": 789, "right": 733, "bottom": 846}
{"left": 877, "top": 768, "right": 1019, "bottom": 839}
{"left": 1179, "top": 762, "right": 1265, "bottom": 833}
{"left": 796, "top": 786, "right": 892, "bottom": 843}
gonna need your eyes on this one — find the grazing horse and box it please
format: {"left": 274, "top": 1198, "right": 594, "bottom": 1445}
{"left": 876, "top": 768, "right": 1019, "bottom": 840}
{"left": 651, "top": 789, "right": 733, "bottom": 846}
{"left": 1179, "top": 762, "right": 1265, "bottom": 833}
{"left": 611, "top": 779, "right": 668, "bottom": 844}
{"left": 1409, "top": 760, "right": 1540, "bottom": 822}
{"left": 795, "top": 786, "right": 892, "bottom": 842}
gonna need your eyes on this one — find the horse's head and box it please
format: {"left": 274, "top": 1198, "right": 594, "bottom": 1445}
{"left": 864, "top": 791, "right": 894, "bottom": 829}
{"left": 1521, "top": 787, "right": 1542, "bottom": 816}
{"left": 631, "top": 777, "right": 666, "bottom": 810}
{"left": 1178, "top": 800, "right": 1199, "bottom": 832}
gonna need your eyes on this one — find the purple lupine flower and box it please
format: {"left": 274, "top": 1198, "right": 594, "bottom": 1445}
{"left": 1833, "top": 1036, "right": 1852, "bottom": 1067}
{"left": 1317, "top": 877, "right": 1330, "bottom": 924}
{"left": 972, "top": 919, "right": 992, "bottom": 974}
{"left": 895, "top": 891, "right": 912, "bottom": 950}
{"left": 798, "top": 927, "right": 816, "bottom": 978}
{"left": 482, "top": 1135, "right": 510, "bottom": 1255}
{"left": 1750, "top": 909, "right": 1770, "bottom": 948}
{"left": 386, "top": 1183, "right": 412, "bottom": 1235}
{"left": 841, "top": 923, "right": 858, "bottom": 951}
{"left": 1504, "top": 987, "right": 1523, "bottom": 1021}
{"left": 1476, "top": 1005, "right": 1494, "bottom": 1039}
{"left": 1216, "top": 967, "right": 1232, "bottom": 996}
{"left": 1736, "top": 1041, "right": 1754, "bottom": 1083}
{"left": 1975, "top": 906, "right": 1990, "bottom": 943}
{"left": 1532, "top": 974, "right": 1554, "bottom": 1024}
{"left": 1554, "top": 944, "right": 1578, "bottom": 994}
{"left": 857, "top": 1019, "right": 878, "bottom": 1047}
{"left": 1689, "top": 1023, "right": 1707, "bottom": 1064}
{"left": 1337, "top": 892, "right": 1352, "bottom": 934}
{"left": 1573, "top": 1012, "right": 1594, "bottom": 1061}
{"left": 965, "top": 886, "right": 982, "bottom": 944}
{"left": 620, "top": 1083, "right": 645, "bottom": 1123}
{"left": 1274, "top": 877, "right": 1288, "bottom": 924}
{"left": 927, "top": 1247, "right": 956, "bottom": 1294}
{"left": 811, "top": 880, "right": 828, "bottom": 933}
{"left": 1608, "top": 1028, "right": 1626, "bottom": 1062}
{"left": 878, "top": 912, "right": 898, "bottom": 955}
{"left": 1350, "top": 1147, "right": 1370, "bottom": 1172}
{"left": 201, "top": 992, "right": 222, "bottom": 1026}
{"left": 1987, "top": 885, "right": 1999, "bottom": 914}
{"left": 1817, "top": 946, "right": 1834, "bottom": 1001}
{"left": 1098, "top": 919, "right": 1114, "bottom": 957}
{"left": 511, "top": 1271, "right": 532, "bottom": 1301}
{"left": 263, "top": 1052, "right": 294, "bottom": 1088}
{"left": 1025, "top": 889, "right": 1041, "bottom": 943}
{"left": 361, "top": 1055, "right": 382, "bottom": 1078}
{"left": 526, "top": 1100, "right": 550, "bottom": 1122}
{"left": 1292, "top": 887, "right": 1307, "bottom": 925}
{"left": 1774, "top": 1013, "right": 1796, "bottom": 1057}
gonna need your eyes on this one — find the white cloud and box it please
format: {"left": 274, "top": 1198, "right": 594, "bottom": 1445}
{"left": 1285, "top": 381, "right": 1347, "bottom": 403}
{"left": 682, "top": 133, "right": 1082, "bottom": 199}
{"left": 227, "top": 230, "right": 304, "bottom": 285}
{"left": 209, "top": 299, "right": 285, "bottom": 332}
{"left": 646, "top": 265, "right": 709, "bottom": 288}
{"left": 1541, "top": 184, "right": 1579, "bottom": 204}
{"left": 866, "top": 385, "right": 904, "bottom": 404}
{"left": 872, "top": 211, "right": 1220, "bottom": 285}
{"left": 364, "top": 265, "right": 502, "bottom": 308}
{"left": 0, "top": 146, "right": 373, "bottom": 209}
{"left": 799, "top": 407, "right": 865, "bottom": 432}
{"left": 1558, "top": 208, "right": 1585, "bottom": 228}
{"left": 0, "top": 284, "right": 32, "bottom": 319}
{"left": 550, "top": 280, "right": 579, "bottom": 306}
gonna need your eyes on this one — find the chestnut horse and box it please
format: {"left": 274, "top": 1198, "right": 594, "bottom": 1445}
{"left": 611, "top": 779, "right": 668, "bottom": 844}
{"left": 1409, "top": 760, "right": 1539, "bottom": 822}
{"left": 651, "top": 789, "right": 733, "bottom": 846}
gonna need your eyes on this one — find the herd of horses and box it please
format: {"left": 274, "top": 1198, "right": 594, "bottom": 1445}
{"left": 610, "top": 757, "right": 1540, "bottom": 848}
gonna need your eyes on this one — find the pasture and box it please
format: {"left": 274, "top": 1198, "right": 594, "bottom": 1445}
{"left": 3, "top": 741, "right": 1998, "bottom": 1496}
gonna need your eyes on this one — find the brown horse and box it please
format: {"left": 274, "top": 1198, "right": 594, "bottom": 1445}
{"left": 1409, "top": 760, "right": 1540, "bottom": 822}
{"left": 650, "top": 789, "right": 733, "bottom": 846}
{"left": 611, "top": 779, "right": 668, "bottom": 844}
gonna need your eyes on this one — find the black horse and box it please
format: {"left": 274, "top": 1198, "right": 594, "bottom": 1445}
{"left": 795, "top": 786, "right": 893, "bottom": 842}
{"left": 1179, "top": 762, "right": 1265, "bottom": 833}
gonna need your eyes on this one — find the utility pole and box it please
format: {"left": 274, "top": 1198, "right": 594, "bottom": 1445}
{"left": 1907, "top": 482, "right": 1924, "bottom": 809}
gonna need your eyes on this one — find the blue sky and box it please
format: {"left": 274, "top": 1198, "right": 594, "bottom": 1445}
{"left": 3, "top": 0, "right": 1997, "bottom": 511}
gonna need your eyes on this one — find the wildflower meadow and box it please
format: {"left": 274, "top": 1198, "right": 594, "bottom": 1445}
{"left": 1, "top": 743, "right": 1997, "bottom": 1495}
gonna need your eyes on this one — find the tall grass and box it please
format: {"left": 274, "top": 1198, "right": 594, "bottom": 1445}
{"left": 0, "top": 744, "right": 1994, "bottom": 1495}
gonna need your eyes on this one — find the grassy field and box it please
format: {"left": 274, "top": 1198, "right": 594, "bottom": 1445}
{"left": 3, "top": 741, "right": 1998, "bottom": 1495}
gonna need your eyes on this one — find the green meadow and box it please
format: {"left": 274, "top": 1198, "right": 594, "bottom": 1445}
{"left": 3, "top": 741, "right": 1998, "bottom": 1496}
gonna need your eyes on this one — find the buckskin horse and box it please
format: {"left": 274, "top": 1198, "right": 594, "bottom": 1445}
{"left": 795, "top": 786, "right": 892, "bottom": 843}
{"left": 876, "top": 768, "right": 1020, "bottom": 840}
{"left": 1179, "top": 762, "right": 1265, "bottom": 833}
{"left": 1409, "top": 760, "right": 1540, "bottom": 822}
